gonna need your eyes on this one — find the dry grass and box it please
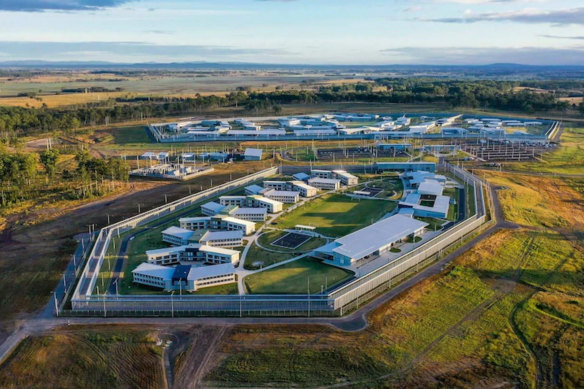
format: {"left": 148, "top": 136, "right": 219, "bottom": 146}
{"left": 205, "top": 222, "right": 584, "bottom": 387}
{"left": 483, "top": 171, "right": 584, "bottom": 229}
{"left": 0, "top": 92, "right": 129, "bottom": 108}
{"left": 0, "top": 328, "right": 164, "bottom": 389}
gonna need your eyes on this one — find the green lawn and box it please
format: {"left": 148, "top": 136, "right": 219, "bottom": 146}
{"left": 244, "top": 243, "right": 295, "bottom": 271}
{"left": 244, "top": 257, "right": 354, "bottom": 294}
{"left": 275, "top": 193, "right": 396, "bottom": 237}
{"left": 443, "top": 187, "right": 459, "bottom": 221}
{"left": 244, "top": 230, "right": 328, "bottom": 270}
{"left": 192, "top": 281, "right": 238, "bottom": 295}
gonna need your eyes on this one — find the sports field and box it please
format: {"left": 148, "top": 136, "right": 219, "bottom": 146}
{"left": 275, "top": 193, "right": 397, "bottom": 237}
{"left": 244, "top": 257, "right": 354, "bottom": 294}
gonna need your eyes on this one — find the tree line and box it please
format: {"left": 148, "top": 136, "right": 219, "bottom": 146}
{"left": 0, "top": 146, "right": 129, "bottom": 207}
{"left": 0, "top": 79, "right": 579, "bottom": 139}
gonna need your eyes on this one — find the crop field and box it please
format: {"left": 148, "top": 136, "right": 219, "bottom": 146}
{"left": 0, "top": 328, "right": 164, "bottom": 389}
{"left": 274, "top": 193, "right": 397, "bottom": 237}
{"left": 244, "top": 257, "right": 354, "bottom": 294}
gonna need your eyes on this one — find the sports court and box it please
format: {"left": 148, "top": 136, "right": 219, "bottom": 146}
{"left": 271, "top": 232, "right": 312, "bottom": 249}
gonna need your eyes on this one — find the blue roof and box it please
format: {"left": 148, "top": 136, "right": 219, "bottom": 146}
{"left": 293, "top": 172, "right": 310, "bottom": 180}
{"left": 245, "top": 148, "right": 263, "bottom": 157}
{"left": 172, "top": 265, "right": 191, "bottom": 282}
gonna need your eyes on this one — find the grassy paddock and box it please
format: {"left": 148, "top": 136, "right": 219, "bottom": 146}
{"left": 483, "top": 171, "right": 584, "bottom": 229}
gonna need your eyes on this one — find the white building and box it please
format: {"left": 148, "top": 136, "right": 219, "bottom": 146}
{"left": 293, "top": 172, "right": 310, "bottom": 182}
{"left": 198, "top": 230, "right": 243, "bottom": 247}
{"left": 162, "top": 226, "right": 195, "bottom": 246}
{"left": 132, "top": 263, "right": 236, "bottom": 292}
{"left": 409, "top": 122, "right": 436, "bottom": 134}
{"left": 263, "top": 180, "right": 288, "bottom": 190}
{"left": 332, "top": 170, "right": 359, "bottom": 186}
{"left": 179, "top": 215, "right": 256, "bottom": 235}
{"left": 262, "top": 189, "right": 300, "bottom": 204}
{"left": 188, "top": 263, "right": 236, "bottom": 291}
{"left": 316, "top": 215, "right": 428, "bottom": 266}
{"left": 289, "top": 181, "right": 318, "bottom": 197}
{"left": 146, "top": 243, "right": 240, "bottom": 266}
{"left": 396, "top": 116, "right": 411, "bottom": 126}
{"left": 219, "top": 196, "right": 247, "bottom": 207}
{"left": 232, "top": 207, "right": 268, "bottom": 222}
{"left": 308, "top": 177, "right": 341, "bottom": 191}
{"left": 201, "top": 201, "right": 226, "bottom": 216}
{"left": 132, "top": 263, "right": 175, "bottom": 290}
{"left": 244, "top": 148, "right": 263, "bottom": 161}
{"left": 311, "top": 169, "right": 333, "bottom": 179}
{"left": 247, "top": 195, "right": 283, "bottom": 213}
{"left": 398, "top": 171, "right": 451, "bottom": 219}
{"left": 245, "top": 184, "right": 265, "bottom": 195}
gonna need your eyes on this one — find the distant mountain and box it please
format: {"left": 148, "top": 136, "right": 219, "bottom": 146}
{"left": 0, "top": 61, "right": 582, "bottom": 79}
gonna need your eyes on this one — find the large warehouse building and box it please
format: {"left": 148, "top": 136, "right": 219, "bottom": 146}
{"left": 316, "top": 214, "right": 428, "bottom": 266}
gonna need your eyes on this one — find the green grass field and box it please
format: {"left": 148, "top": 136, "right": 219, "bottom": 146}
{"left": 275, "top": 193, "right": 397, "bottom": 237}
{"left": 244, "top": 257, "right": 354, "bottom": 294}
{"left": 244, "top": 230, "right": 328, "bottom": 270}
{"left": 111, "top": 125, "right": 152, "bottom": 145}
{"left": 192, "top": 281, "right": 238, "bottom": 295}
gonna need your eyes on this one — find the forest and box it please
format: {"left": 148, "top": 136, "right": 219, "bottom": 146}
{"left": 0, "top": 79, "right": 581, "bottom": 141}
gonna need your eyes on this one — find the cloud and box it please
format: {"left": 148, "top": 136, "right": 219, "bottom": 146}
{"left": 425, "top": 7, "right": 584, "bottom": 26}
{"left": 0, "top": 0, "right": 135, "bottom": 12}
{"left": 0, "top": 41, "right": 292, "bottom": 62}
{"left": 540, "top": 34, "right": 584, "bottom": 40}
{"left": 380, "top": 46, "right": 584, "bottom": 65}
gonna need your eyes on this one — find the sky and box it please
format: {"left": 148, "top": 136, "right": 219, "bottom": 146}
{"left": 0, "top": 0, "right": 583, "bottom": 65}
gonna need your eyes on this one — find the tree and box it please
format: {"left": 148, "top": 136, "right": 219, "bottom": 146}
{"left": 40, "top": 149, "right": 59, "bottom": 178}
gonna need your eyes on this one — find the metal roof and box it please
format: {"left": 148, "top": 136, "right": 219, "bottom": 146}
{"left": 132, "top": 263, "right": 175, "bottom": 279}
{"left": 332, "top": 215, "right": 428, "bottom": 260}
{"left": 162, "top": 226, "right": 195, "bottom": 241}
{"left": 188, "top": 263, "right": 236, "bottom": 281}
{"left": 202, "top": 201, "right": 226, "bottom": 212}
{"left": 244, "top": 148, "right": 263, "bottom": 157}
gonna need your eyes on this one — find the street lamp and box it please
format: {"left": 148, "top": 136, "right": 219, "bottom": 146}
{"left": 171, "top": 291, "right": 175, "bottom": 318}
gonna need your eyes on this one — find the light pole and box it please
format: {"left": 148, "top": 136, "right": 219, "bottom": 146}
{"left": 52, "top": 291, "right": 59, "bottom": 317}
{"left": 171, "top": 291, "right": 175, "bottom": 318}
